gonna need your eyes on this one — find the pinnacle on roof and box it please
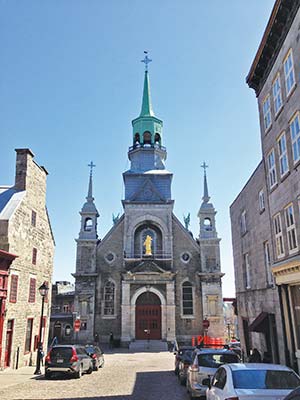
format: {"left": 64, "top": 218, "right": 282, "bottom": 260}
{"left": 139, "top": 51, "right": 154, "bottom": 117}
{"left": 201, "top": 161, "right": 210, "bottom": 203}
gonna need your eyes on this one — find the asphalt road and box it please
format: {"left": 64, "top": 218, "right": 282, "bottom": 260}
{"left": 0, "top": 351, "right": 190, "bottom": 400}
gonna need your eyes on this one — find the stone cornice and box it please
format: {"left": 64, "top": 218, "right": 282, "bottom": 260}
{"left": 246, "top": 0, "right": 300, "bottom": 95}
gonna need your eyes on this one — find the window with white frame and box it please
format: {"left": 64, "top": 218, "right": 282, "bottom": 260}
{"left": 262, "top": 95, "right": 272, "bottom": 131}
{"left": 182, "top": 281, "right": 194, "bottom": 316}
{"left": 285, "top": 204, "right": 298, "bottom": 253}
{"left": 103, "top": 281, "right": 115, "bottom": 316}
{"left": 259, "top": 189, "right": 265, "bottom": 212}
{"left": 290, "top": 113, "right": 300, "bottom": 164}
{"left": 241, "top": 210, "right": 247, "bottom": 235}
{"left": 272, "top": 74, "right": 283, "bottom": 115}
{"left": 244, "top": 253, "right": 250, "bottom": 289}
{"left": 267, "top": 149, "right": 277, "bottom": 188}
{"left": 273, "top": 213, "right": 285, "bottom": 258}
{"left": 284, "top": 49, "right": 296, "bottom": 96}
{"left": 264, "top": 241, "right": 273, "bottom": 286}
{"left": 277, "top": 132, "right": 289, "bottom": 177}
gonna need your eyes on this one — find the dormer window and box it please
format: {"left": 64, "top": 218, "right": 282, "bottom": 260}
{"left": 84, "top": 218, "right": 93, "bottom": 231}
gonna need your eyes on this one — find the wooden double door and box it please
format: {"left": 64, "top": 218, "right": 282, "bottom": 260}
{"left": 135, "top": 292, "right": 161, "bottom": 340}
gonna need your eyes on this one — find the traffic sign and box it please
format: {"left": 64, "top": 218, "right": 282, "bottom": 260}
{"left": 74, "top": 319, "right": 81, "bottom": 332}
{"left": 203, "top": 318, "right": 210, "bottom": 329}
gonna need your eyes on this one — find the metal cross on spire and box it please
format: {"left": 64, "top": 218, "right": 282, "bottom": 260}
{"left": 141, "top": 51, "right": 152, "bottom": 71}
{"left": 201, "top": 161, "right": 209, "bottom": 175}
{"left": 88, "top": 161, "right": 96, "bottom": 176}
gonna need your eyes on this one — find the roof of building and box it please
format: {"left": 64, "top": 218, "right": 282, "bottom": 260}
{"left": 246, "top": 0, "right": 300, "bottom": 95}
{"left": 0, "top": 186, "right": 26, "bottom": 220}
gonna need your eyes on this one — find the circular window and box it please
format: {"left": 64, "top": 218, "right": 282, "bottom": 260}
{"left": 105, "top": 252, "right": 115, "bottom": 263}
{"left": 181, "top": 252, "right": 191, "bottom": 263}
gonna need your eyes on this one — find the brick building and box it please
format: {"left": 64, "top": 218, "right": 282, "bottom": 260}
{"left": 73, "top": 59, "right": 224, "bottom": 348}
{"left": 0, "top": 149, "right": 54, "bottom": 369}
{"left": 230, "top": 0, "right": 300, "bottom": 370}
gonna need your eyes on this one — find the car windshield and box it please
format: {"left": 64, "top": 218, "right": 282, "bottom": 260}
{"left": 232, "top": 370, "right": 300, "bottom": 389}
{"left": 198, "top": 353, "right": 239, "bottom": 368}
{"left": 85, "top": 346, "right": 95, "bottom": 353}
{"left": 51, "top": 347, "right": 73, "bottom": 358}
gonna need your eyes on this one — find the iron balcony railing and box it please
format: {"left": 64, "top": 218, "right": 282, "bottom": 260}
{"left": 128, "top": 143, "right": 166, "bottom": 152}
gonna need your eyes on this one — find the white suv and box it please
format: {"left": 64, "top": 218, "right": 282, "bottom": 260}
{"left": 186, "top": 347, "right": 240, "bottom": 399}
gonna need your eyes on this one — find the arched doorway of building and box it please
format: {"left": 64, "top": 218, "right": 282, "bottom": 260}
{"left": 135, "top": 291, "right": 161, "bottom": 340}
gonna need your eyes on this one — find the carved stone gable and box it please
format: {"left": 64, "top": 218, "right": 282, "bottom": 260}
{"left": 131, "top": 260, "right": 165, "bottom": 274}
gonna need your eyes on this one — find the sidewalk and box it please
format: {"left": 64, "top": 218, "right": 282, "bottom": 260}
{"left": 0, "top": 366, "right": 39, "bottom": 390}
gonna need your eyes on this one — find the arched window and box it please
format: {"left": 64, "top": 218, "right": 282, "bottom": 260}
{"left": 134, "top": 133, "right": 140, "bottom": 144}
{"left": 143, "top": 131, "right": 151, "bottom": 145}
{"left": 104, "top": 281, "right": 115, "bottom": 316}
{"left": 84, "top": 218, "right": 93, "bottom": 231}
{"left": 65, "top": 325, "right": 71, "bottom": 337}
{"left": 133, "top": 223, "right": 163, "bottom": 257}
{"left": 204, "top": 218, "right": 212, "bottom": 231}
{"left": 182, "top": 281, "right": 193, "bottom": 315}
{"left": 154, "top": 133, "right": 161, "bottom": 145}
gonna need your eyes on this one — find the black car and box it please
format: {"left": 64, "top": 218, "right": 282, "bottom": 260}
{"left": 85, "top": 345, "right": 104, "bottom": 371}
{"left": 45, "top": 345, "right": 93, "bottom": 379}
{"left": 174, "top": 346, "right": 195, "bottom": 375}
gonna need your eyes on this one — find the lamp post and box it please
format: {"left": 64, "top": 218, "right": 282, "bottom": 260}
{"left": 34, "top": 282, "right": 49, "bottom": 375}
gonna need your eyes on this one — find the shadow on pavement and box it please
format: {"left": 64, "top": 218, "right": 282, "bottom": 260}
{"left": 32, "top": 370, "right": 189, "bottom": 400}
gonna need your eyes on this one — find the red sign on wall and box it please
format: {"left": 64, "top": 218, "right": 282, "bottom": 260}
{"left": 74, "top": 319, "right": 81, "bottom": 332}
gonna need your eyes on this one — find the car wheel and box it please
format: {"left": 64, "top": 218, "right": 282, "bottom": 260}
{"left": 86, "top": 363, "right": 93, "bottom": 374}
{"left": 45, "top": 371, "right": 52, "bottom": 380}
{"left": 75, "top": 364, "right": 82, "bottom": 379}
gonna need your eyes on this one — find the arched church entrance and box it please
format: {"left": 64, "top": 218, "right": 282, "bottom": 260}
{"left": 135, "top": 292, "right": 161, "bottom": 340}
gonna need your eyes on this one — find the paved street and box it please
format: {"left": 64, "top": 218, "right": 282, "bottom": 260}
{"left": 0, "top": 351, "right": 189, "bottom": 400}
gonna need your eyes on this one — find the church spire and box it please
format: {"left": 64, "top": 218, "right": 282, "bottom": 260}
{"left": 86, "top": 161, "right": 96, "bottom": 201}
{"left": 78, "top": 161, "right": 99, "bottom": 240}
{"left": 201, "top": 162, "right": 210, "bottom": 203}
{"left": 140, "top": 52, "right": 154, "bottom": 117}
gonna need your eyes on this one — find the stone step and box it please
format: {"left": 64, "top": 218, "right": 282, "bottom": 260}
{"left": 129, "top": 340, "right": 168, "bottom": 352}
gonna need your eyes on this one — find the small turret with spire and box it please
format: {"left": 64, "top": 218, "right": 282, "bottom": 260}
{"left": 198, "top": 162, "right": 217, "bottom": 239}
{"left": 78, "top": 161, "right": 99, "bottom": 240}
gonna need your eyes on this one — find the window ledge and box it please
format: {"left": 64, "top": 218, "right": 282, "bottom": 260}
{"left": 286, "top": 83, "right": 297, "bottom": 101}
{"left": 269, "top": 183, "right": 278, "bottom": 193}
{"left": 274, "top": 105, "right": 284, "bottom": 120}
{"left": 293, "top": 158, "right": 300, "bottom": 170}
{"left": 280, "top": 170, "right": 290, "bottom": 183}
{"left": 264, "top": 124, "right": 272, "bottom": 135}
{"left": 181, "top": 315, "right": 195, "bottom": 320}
{"left": 102, "top": 315, "right": 117, "bottom": 320}
{"left": 259, "top": 208, "right": 265, "bottom": 215}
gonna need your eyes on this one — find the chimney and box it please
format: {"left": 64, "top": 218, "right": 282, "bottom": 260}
{"left": 14, "top": 148, "right": 35, "bottom": 191}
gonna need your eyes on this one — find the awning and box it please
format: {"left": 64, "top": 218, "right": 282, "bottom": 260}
{"left": 249, "top": 312, "right": 269, "bottom": 333}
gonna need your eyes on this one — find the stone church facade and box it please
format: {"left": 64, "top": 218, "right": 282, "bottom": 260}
{"left": 73, "top": 62, "right": 224, "bottom": 347}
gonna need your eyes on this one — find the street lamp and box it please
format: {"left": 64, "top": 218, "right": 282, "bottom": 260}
{"left": 34, "top": 281, "right": 49, "bottom": 375}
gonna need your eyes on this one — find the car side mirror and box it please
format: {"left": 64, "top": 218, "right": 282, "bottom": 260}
{"left": 202, "top": 378, "right": 211, "bottom": 388}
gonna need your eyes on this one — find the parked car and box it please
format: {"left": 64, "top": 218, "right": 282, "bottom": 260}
{"left": 205, "top": 363, "right": 300, "bottom": 400}
{"left": 186, "top": 347, "right": 240, "bottom": 399}
{"left": 178, "top": 348, "right": 194, "bottom": 385}
{"left": 284, "top": 386, "right": 300, "bottom": 399}
{"left": 174, "top": 346, "right": 195, "bottom": 375}
{"left": 45, "top": 345, "right": 93, "bottom": 379}
{"left": 85, "top": 344, "right": 104, "bottom": 371}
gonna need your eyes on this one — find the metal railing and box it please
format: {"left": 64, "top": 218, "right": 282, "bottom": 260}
{"left": 124, "top": 251, "right": 172, "bottom": 260}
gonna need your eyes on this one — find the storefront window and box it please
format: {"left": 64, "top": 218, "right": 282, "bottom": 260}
{"left": 291, "top": 285, "right": 300, "bottom": 349}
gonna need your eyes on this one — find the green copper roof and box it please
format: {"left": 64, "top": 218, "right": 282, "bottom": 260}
{"left": 140, "top": 70, "right": 154, "bottom": 117}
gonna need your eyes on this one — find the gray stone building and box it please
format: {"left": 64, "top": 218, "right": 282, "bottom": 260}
{"left": 73, "top": 59, "right": 224, "bottom": 348}
{"left": 231, "top": 0, "right": 300, "bottom": 370}
{"left": 0, "top": 149, "right": 54, "bottom": 369}
{"left": 49, "top": 281, "right": 75, "bottom": 344}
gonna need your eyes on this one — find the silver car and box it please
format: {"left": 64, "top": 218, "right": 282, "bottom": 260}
{"left": 206, "top": 363, "right": 300, "bottom": 400}
{"left": 186, "top": 348, "right": 240, "bottom": 399}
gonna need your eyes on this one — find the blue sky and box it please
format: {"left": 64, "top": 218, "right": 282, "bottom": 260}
{"left": 1, "top": 1, "right": 274, "bottom": 297}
